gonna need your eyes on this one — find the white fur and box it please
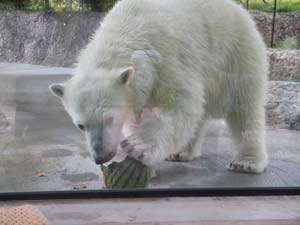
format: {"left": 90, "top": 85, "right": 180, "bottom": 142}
{"left": 50, "top": 0, "right": 268, "bottom": 173}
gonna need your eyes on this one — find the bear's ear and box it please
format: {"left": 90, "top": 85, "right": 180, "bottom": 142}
{"left": 118, "top": 67, "right": 135, "bottom": 85}
{"left": 49, "top": 83, "right": 65, "bottom": 99}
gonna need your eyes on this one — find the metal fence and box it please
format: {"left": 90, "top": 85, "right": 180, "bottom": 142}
{"left": 240, "top": 0, "right": 279, "bottom": 47}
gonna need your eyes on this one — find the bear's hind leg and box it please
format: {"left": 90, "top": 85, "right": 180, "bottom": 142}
{"left": 226, "top": 111, "right": 268, "bottom": 174}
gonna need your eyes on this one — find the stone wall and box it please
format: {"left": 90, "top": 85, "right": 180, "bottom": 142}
{"left": 0, "top": 10, "right": 299, "bottom": 67}
{"left": 251, "top": 10, "right": 300, "bottom": 47}
{"left": 268, "top": 49, "right": 300, "bottom": 81}
{"left": 0, "top": 11, "right": 104, "bottom": 67}
{"left": 266, "top": 50, "right": 300, "bottom": 130}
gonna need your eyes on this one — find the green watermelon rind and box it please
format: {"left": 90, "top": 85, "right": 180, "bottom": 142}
{"left": 107, "top": 160, "right": 133, "bottom": 188}
{"left": 110, "top": 160, "right": 137, "bottom": 189}
{"left": 101, "top": 157, "right": 151, "bottom": 189}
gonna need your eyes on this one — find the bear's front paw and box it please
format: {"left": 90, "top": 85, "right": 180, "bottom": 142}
{"left": 227, "top": 158, "right": 268, "bottom": 174}
{"left": 120, "top": 137, "right": 155, "bottom": 166}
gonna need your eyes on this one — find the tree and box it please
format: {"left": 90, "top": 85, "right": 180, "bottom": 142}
{"left": 0, "top": 0, "right": 29, "bottom": 9}
{"left": 66, "top": 0, "right": 72, "bottom": 11}
{"left": 81, "top": 0, "right": 102, "bottom": 12}
{"left": 45, "top": 0, "right": 50, "bottom": 10}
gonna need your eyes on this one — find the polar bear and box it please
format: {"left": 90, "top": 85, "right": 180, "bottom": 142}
{"left": 50, "top": 0, "right": 268, "bottom": 173}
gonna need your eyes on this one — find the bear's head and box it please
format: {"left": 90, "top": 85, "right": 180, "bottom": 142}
{"left": 49, "top": 49, "right": 160, "bottom": 164}
{"left": 49, "top": 66, "right": 136, "bottom": 164}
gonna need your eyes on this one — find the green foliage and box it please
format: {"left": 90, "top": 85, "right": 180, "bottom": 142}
{"left": 1, "top": 0, "right": 298, "bottom": 12}
{"left": 275, "top": 36, "right": 300, "bottom": 49}
{"left": 238, "top": 0, "right": 300, "bottom": 12}
{"left": 101, "top": 0, "right": 116, "bottom": 11}
{"left": 0, "top": 0, "right": 118, "bottom": 11}
{"left": 0, "top": 0, "right": 29, "bottom": 10}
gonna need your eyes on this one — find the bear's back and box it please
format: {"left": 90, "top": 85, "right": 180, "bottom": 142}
{"left": 80, "top": 0, "right": 266, "bottom": 87}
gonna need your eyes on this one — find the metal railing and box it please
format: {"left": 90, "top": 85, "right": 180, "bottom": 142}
{"left": 239, "top": 0, "right": 278, "bottom": 47}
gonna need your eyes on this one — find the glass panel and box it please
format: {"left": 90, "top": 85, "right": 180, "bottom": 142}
{"left": 0, "top": 0, "right": 299, "bottom": 193}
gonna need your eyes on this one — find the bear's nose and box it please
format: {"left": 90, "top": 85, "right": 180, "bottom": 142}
{"left": 91, "top": 139, "right": 116, "bottom": 164}
{"left": 94, "top": 153, "right": 115, "bottom": 164}
{"left": 91, "top": 142, "right": 105, "bottom": 164}
{"left": 94, "top": 156, "right": 107, "bottom": 165}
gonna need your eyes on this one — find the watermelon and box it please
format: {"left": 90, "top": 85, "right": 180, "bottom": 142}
{"left": 101, "top": 157, "right": 151, "bottom": 189}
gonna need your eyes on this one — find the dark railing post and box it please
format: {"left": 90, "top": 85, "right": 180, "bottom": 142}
{"left": 271, "top": 0, "right": 278, "bottom": 47}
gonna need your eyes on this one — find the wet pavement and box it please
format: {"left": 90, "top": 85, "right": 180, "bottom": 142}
{"left": 0, "top": 63, "right": 299, "bottom": 192}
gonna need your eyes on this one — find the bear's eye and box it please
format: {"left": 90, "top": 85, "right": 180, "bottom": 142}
{"left": 77, "top": 124, "right": 85, "bottom": 131}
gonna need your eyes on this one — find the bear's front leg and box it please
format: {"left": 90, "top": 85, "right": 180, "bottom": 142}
{"left": 120, "top": 109, "right": 202, "bottom": 167}
{"left": 120, "top": 114, "right": 167, "bottom": 166}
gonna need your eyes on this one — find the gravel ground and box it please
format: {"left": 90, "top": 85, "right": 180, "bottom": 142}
{"left": 268, "top": 49, "right": 300, "bottom": 81}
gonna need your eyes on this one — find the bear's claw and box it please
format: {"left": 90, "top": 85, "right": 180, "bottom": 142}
{"left": 227, "top": 158, "right": 268, "bottom": 174}
{"left": 166, "top": 151, "right": 195, "bottom": 162}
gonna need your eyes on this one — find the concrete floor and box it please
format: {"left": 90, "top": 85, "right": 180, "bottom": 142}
{"left": 0, "top": 63, "right": 299, "bottom": 192}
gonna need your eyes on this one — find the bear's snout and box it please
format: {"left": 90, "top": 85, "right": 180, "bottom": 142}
{"left": 94, "top": 153, "right": 115, "bottom": 164}
{"left": 91, "top": 142, "right": 117, "bottom": 164}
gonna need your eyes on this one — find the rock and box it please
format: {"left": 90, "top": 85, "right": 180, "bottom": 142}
{"left": 266, "top": 81, "right": 300, "bottom": 130}
{"left": 0, "top": 11, "right": 105, "bottom": 67}
{"left": 251, "top": 10, "right": 300, "bottom": 48}
{"left": 268, "top": 49, "right": 300, "bottom": 81}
